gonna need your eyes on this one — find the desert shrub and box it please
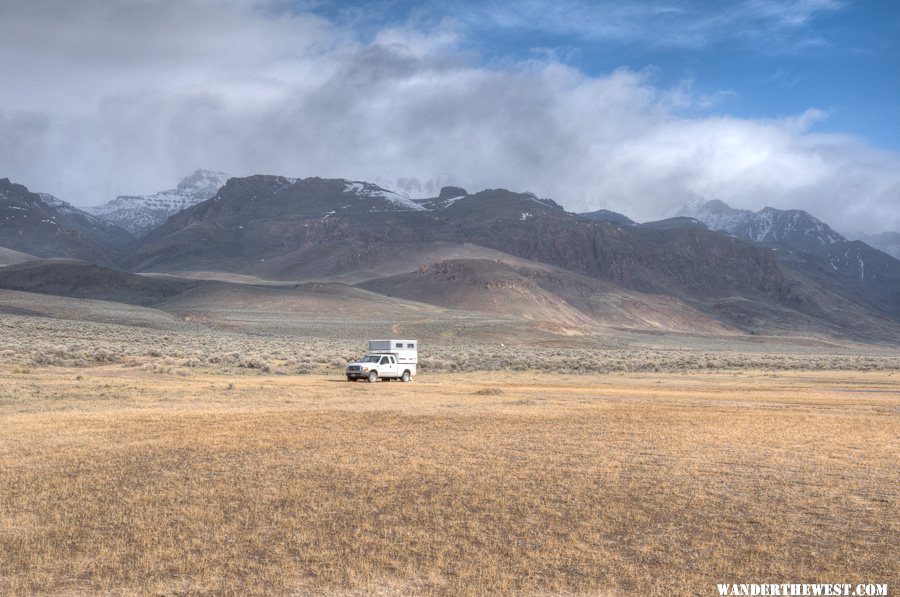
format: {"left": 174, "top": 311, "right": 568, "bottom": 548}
{"left": 241, "top": 357, "right": 264, "bottom": 369}
{"left": 91, "top": 349, "right": 117, "bottom": 364}
{"left": 419, "top": 356, "right": 456, "bottom": 371}
{"left": 474, "top": 388, "right": 504, "bottom": 396}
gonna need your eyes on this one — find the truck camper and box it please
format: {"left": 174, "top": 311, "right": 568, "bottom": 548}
{"left": 345, "top": 339, "right": 418, "bottom": 382}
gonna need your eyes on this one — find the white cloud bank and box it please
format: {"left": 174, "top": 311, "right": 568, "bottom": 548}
{"left": 0, "top": 0, "right": 897, "bottom": 233}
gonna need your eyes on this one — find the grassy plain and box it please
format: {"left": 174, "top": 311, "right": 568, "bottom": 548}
{"left": 1, "top": 366, "right": 897, "bottom": 595}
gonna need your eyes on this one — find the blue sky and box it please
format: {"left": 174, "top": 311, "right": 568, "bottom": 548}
{"left": 1, "top": 0, "right": 898, "bottom": 231}
{"left": 309, "top": 0, "right": 900, "bottom": 149}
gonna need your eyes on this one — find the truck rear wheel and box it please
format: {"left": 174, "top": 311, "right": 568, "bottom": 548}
{"left": 367, "top": 371, "right": 378, "bottom": 383}
{"left": 401, "top": 370, "right": 411, "bottom": 382}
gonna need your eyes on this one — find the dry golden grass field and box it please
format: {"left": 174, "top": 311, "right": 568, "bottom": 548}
{"left": 1, "top": 366, "right": 897, "bottom": 595}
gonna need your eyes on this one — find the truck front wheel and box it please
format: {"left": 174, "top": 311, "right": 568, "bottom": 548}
{"left": 367, "top": 371, "right": 378, "bottom": 383}
{"left": 401, "top": 370, "right": 411, "bottom": 382}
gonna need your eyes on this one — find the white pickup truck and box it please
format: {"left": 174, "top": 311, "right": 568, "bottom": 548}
{"left": 346, "top": 339, "right": 418, "bottom": 382}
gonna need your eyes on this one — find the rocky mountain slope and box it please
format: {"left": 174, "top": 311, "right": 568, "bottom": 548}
{"left": 88, "top": 170, "right": 230, "bottom": 236}
{"left": 357, "top": 258, "right": 735, "bottom": 333}
{"left": 577, "top": 209, "right": 636, "bottom": 226}
{"left": 0, "top": 178, "right": 132, "bottom": 266}
{"left": 129, "top": 176, "right": 434, "bottom": 273}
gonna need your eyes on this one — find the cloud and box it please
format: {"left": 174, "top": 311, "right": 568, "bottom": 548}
{"left": 0, "top": 0, "right": 898, "bottom": 234}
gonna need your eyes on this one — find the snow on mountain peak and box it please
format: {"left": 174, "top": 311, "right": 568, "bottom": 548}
{"left": 89, "top": 170, "right": 231, "bottom": 236}
{"left": 679, "top": 199, "right": 845, "bottom": 249}
{"left": 342, "top": 180, "right": 427, "bottom": 211}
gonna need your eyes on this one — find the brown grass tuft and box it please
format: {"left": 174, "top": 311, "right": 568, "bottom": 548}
{"left": 473, "top": 387, "right": 504, "bottom": 396}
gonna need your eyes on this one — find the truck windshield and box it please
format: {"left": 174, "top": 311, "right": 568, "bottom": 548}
{"left": 360, "top": 355, "right": 381, "bottom": 363}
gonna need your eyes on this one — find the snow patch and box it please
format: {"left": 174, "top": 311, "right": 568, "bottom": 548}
{"left": 343, "top": 181, "right": 427, "bottom": 211}
{"left": 439, "top": 195, "right": 466, "bottom": 208}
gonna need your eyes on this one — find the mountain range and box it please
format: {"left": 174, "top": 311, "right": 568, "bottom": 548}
{"left": 1, "top": 173, "right": 899, "bottom": 343}
{"left": 677, "top": 199, "right": 900, "bottom": 314}
{"left": 677, "top": 199, "right": 844, "bottom": 250}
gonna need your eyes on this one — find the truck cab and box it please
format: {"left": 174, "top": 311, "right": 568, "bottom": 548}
{"left": 345, "top": 339, "right": 417, "bottom": 382}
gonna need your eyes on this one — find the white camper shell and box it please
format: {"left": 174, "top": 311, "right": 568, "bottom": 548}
{"left": 345, "top": 339, "right": 418, "bottom": 382}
